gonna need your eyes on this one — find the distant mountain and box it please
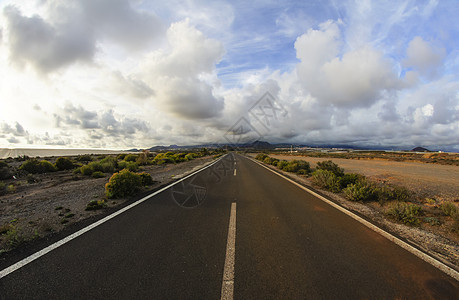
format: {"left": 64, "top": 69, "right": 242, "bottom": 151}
{"left": 411, "top": 147, "right": 430, "bottom": 152}
{"left": 247, "top": 141, "right": 273, "bottom": 149}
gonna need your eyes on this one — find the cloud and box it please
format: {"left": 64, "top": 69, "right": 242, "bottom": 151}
{"left": 3, "top": 5, "right": 96, "bottom": 73}
{"left": 2, "top": 0, "right": 165, "bottom": 73}
{"left": 295, "top": 20, "right": 400, "bottom": 108}
{"left": 1, "top": 121, "right": 27, "bottom": 136}
{"left": 141, "top": 20, "right": 225, "bottom": 119}
{"left": 403, "top": 36, "right": 446, "bottom": 78}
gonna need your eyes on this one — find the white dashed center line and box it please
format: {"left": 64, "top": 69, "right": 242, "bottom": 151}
{"left": 221, "top": 202, "right": 237, "bottom": 300}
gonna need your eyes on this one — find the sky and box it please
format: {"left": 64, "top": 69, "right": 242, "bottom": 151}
{"left": 0, "top": 0, "right": 458, "bottom": 151}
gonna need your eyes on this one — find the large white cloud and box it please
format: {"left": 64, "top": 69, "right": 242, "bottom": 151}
{"left": 139, "top": 20, "right": 225, "bottom": 120}
{"left": 295, "top": 20, "right": 400, "bottom": 108}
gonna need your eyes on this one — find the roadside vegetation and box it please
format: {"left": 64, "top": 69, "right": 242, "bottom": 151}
{"left": 261, "top": 150, "right": 459, "bottom": 166}
{"left": 255, "top": 153, "right": 459, "bottom": 231}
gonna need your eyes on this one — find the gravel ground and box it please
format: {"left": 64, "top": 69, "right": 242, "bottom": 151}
{"left": 249, "top": 153, "right": 459, "bottom": 270}
{"left": 0, "top": 156, "right": 215, "bottom": 253}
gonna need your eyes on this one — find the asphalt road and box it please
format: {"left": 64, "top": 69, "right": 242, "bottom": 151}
{"left": 0, "top": 153, "right": 458, "bottom": 299}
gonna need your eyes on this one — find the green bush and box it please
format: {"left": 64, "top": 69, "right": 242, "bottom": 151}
{"left": 99, "top": 156, "right": 117, "bottom": 173}
{"left": 55, "top": 157, "right": 75, "bottom": 171}
{"left": 172, "top": 153, "right": 187, "bottom": 163}
{"left": 270, "top": 158, "right": 279, "bottom": 166}
{"left": 263, "top": 157, "right": 273, "bottom": 164}
{"left": 126, "top": 162, "right": 139, "bottom": 172}
{"left": 276, "top": 160, "right": 288, "bottom": 170}
{"left": 139, "top": 172, "right": 154, "bottom": 186}
{"left": 105, "top": 169, "right": 142, "bottom": 199}
{"left": 338, "top": 173, "right": 362, "bottom": 189}
{"left": 117, "top": 153, "right": 127, "bottom": 160}
{"left": 316, "top": 160, "right": 344, "bottom": 177}
{"left": 124, "top": 154, "right": 138, "bottom": 162}
{"left": 0, "top": 161, "right": 12, "bottom": 180}
{"left": 185, "top": 153, "right": 197, "bottom": 161}
{"left": 440, "top": 202, "right": 458, "bottom": 217}
{"left": 77, "top": 154, "right": 92, "bottom": 162}
{"left": 80, "top": 165, "right": 93, "bottom": 176}
{"left": 343, "top": 180, "right": 376, "bottom": 202}
{"left": 255, "top": 153, "right": 269, "bottom": 161}
{"left": 391, "top": 186, "right": 411, "bottom": 202}
{"left": 387, "top": 202, "right": 422, "bottom": 226}
{"left": 312, "top": 169, "right": 341, "bottom": 192}
{"left": 153, "top": 153, "right": 176, "bottom": 164}
{"left": 19, "top": 159, "right": 57, "bottom": 174}
{"left": 92, "top": 171, "right": 105, "bottom": 178}
{"left": 136, "top": 151, "right": 150, "bottom": 165}
{"left": 118, "top": 161, "right": 139, "bottom": 172}
{"left": 0, "top": 182, "right": 6, "bottom": 196}
{"left": 85, "top": 200, "right": 107, "bottom": 210}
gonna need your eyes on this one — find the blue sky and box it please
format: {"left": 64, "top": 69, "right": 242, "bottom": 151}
{"left": 0, "top": 0, "right": 458, "bottom": 150}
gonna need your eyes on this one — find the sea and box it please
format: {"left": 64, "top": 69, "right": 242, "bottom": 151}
{"left": 0, "top": 148, "right": 131, "bottom": 159}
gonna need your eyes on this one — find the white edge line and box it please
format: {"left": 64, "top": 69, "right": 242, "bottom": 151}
{"left": 0, "top": 155, "right": 227, "bottom": 279}
{"left": 221, "top": 202, "right": 237, "bottom": 300}
{"left": 248, "top": 156, "right": 459, "bottom": 281}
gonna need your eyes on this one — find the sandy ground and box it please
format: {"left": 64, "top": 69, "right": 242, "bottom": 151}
{"left": 271, "top": 154, "right": 459, "bottom": 202}
{"left": 0, "top": 156, "right": 215, "bottom": 253}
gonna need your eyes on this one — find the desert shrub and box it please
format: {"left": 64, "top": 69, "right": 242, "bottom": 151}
{"left": 0, "top": 182, "right": 6, "bottom": 196}
{"left": 89, "top": 161, "right": 104, "bottom": 173}
{"left": 312, "top": 169, "right": 341, "bottom": 192}
{"left": 117, "top": 153, "right": 127, "bottom": 160}
{"left": 80, "top": 165, "right": 94, "bottom": 176}
{"left": 0, "top": 161, "right": 12, "bottom": 180}
{"left": 139, "top": 172, "right": 154, "bottom": 186}
{"left": 77, "top": 154, "right": 92, "bottom": 162}
{"left": 6, "top": 184, "right": 16, "bottom": 194}
{"left": 276, "top": 160, "right": 288, "bottom": 170}
{"left": 440, "top": 202, "right": 458, "bottom": 217}
{"left": 343, "top": 180, "right": 376, "bottom": 202}
{"left": 85, "top": 200, "right": 107, "bottom": 211}
{"left": 338, "top": 173, "right": 362, "bottom": 189}
{"left": 136, "top": 151, "right": 150, "bottom": 165}
{"left": 117, "top": 161, "right": 139, "bottom": 171}
{"left": 387, "top": 202, "right": 422, "bottom": 226}
{"left": 316, "top": 160, "right": 344, "bottom": 177}
{"left": 255, "top": 153, "right": 269, "bottom": 161}
{"left": 270, "top": 158, "right": 279, "bottom": 166}
{"left": 374, "top": 185, "right": 411, "bottom": 205}
{"left": 263, "top": 157, "right": 273, "bottom": 164}
{"left": 100, "top": 156, "right": 117, "bottom": 173}
{"left": 185, "top": 153, "right": 197, "bottom": 161}
{"left": 55, "top": 157, "right": 75, "bottom": 171}
{"left": 294, "top": 160, "right": 311, "bottom": 174}
{"left": 105, "top": 169, "right": 142, "bottom": 199}
{"left": 26, "top": 174, "right": 38, "bottom": 184}
{"left": 92, "top": 171, "right": 105, "bottom": 178}
{"left": 391, "top": 186, "right": 411, "bottom": 202}
{"left": 153, "top": 153, "right": 176, "bottom": 164}
{"left": 126, "top": 162, "right": 139, "bottom": 172}
{"left": 19, "top": 159, "right": 57, "bottom": 174}
{"left": 4, "top": 226, "right": 23, "bottom": 248}
{"left": 124, "top": 154, "right": 138, "bottom": 162}
{"left": 172, "top": 153, "right": 187, "bottom": 163}
{"left": 452, "top": 214, "right": 459, "bottom": 233}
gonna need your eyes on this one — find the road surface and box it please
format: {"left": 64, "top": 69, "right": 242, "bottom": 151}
{"left": 0, "top": 153, "right": 458, "bottom": 299}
